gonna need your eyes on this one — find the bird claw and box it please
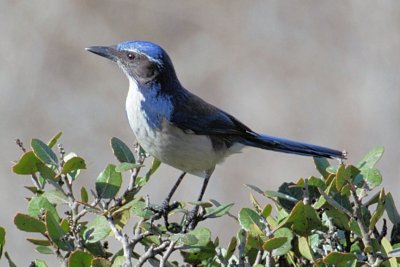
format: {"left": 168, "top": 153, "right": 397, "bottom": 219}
{"left": 149, "top": 200, "right": 180, "bottom": 229}
{"left": 184, "top": 205, "right": 206, "bottom": 231}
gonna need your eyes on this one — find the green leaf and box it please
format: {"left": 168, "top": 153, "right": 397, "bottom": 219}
{"left": 205, "top": 203, "right": 234, "bottom": 219}
{"left": 5, "top": 252, "right": 17, "bottom": 267}
{"left": 272, "top": 228, "right": 293, "bottom": 256}
{"left": 224, "top": 237, "right": 237, "bottom": 261}
{"left": 385, "top": 193, "right": 400, "bottom": 224}
{"left": 313, "top": 157, "right": 330, "bottom": 178}
{"left": 262, "top": 204, "right": 272, "bottom": 218}
{"left": 369, "top": 189, "right": 385, "bottom": 231}
{"left": 81, "top": 187, "right": 89, "bottom": 203}
{"left": 115, "top": 162, "right": 142, "bottom": 172}
{"left": 33, "top": 259, "right": 48, "bottom": 267}
{"left": 28, "top": 195, "right": 60, "bottom": 222}
{"left": 26, "top": 238, "right": 51, "bottom": 246}
{"left": 282, "top": 201, "right": 327, "bottom": 236}
{"left": 249, "top": 193, "right": 262, "bottom": 213}
{"left": 263, "top": 190, "right": 298, "bottom": 202}
{"left": 47, "top": 132, "right": 62, "bottom": 148}
{"left": 96, "top": 164, "right": 122, "bottom": 199}
{"left": 298, "top": 236, "right": 314, "bottom": 261}
{"left": 36, "top": 246, "right": 54, "bottom": 254}
{"left": 130, "top": 199, "right": 154, "bottom": 219}
{"left": 111, "top": 256, "right": 126, "bottom": 267}
{"left": 181, "top": 228, "right": 216, "bottom": 264}
{"left": 43, "top": 190, "right": 69, "bottom": 205}
{"left": 356, "top": 146, "right": 384, "bottom": 170}
{"left": 324, "top": 252, "right": 356, "bottom": 267}
{"left": 92, "top": 257, "right": 112, "bottom": 267}
{"left": 238, "top": 208, "right": 264, "bottom": 236}
{"left": 31, "top": 138, "right": 58, "bottom": 166}
{"left": 45, "top": 210, "right": 74, "bottom": 251}
{"left": 336, "top": 164, "right": 351, "bottom": 191}
{"left": 111, "top": 137, "right": 135, "bottom": 163}
{"left": 0, "top": 226, "right": 4, "bottom": 259}
{"left": 144, "top": 158, "right": 161, "bottom": 181}
{"left": 83, "top": 216, "right": 111, "bottom": 243}
{"left": 245, "top": 184, "right": 264, "bottom": 195}
{"left": 362, "top": 168, "right": 382, "bottom": 189}
{"left": 62, "top": 156, "right": 86, "bottom": 174}
{"left": 381, "top": 237, "right": 397, "bottom": 267}
{"left": 12, "top": 151, "right": 42, "bottom": 175}
{"left": 263, "top": 237, "right": 287, "bottom": 251}
{"left": 14, "top": 213, "right": 46, "bottom": 233}
{"left": 68, "top": 250, "right": 93, "bottom": 267}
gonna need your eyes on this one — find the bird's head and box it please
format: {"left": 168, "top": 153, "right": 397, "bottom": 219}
{"left": 86, "top": 41, "right": 177, "bottom": 85}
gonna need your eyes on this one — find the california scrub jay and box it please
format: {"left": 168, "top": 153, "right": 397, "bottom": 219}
{"left": 86, "top": 41, "right": 345, "bottom": 229}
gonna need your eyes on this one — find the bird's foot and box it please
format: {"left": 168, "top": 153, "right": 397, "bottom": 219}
{"left": 184, "top": 205, "right": 206, "bottom": 232}
{"left": 149, "top": 199, "right": 180, "bottom": 229}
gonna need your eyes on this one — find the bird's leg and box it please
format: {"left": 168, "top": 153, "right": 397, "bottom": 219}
{"left": 185, "top": 173, "right": 212, "bottom": 231}
{"left": 149, "top": 172, "right": 186, "bottom": 228}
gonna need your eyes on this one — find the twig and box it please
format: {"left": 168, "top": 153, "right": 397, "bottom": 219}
{"left": 238, "top": 230, "right": 246, "bottom": 267}
{"left": 108, "top": 216, "right": 132, "bottom": 267}
{"left": 349, "top": 182, "right": 377, "bottom": 264}
{"left": 160, "top": 240, "right": 177, "bottom": 267}
{"left": 135, "top": 241, "right": 170, "bottom": 267}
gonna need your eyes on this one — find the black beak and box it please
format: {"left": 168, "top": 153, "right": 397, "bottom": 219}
{"left": 85, "top": 46, "right": 119, "bottom": 61}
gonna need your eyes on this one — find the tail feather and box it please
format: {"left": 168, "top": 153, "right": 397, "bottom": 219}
{"left": 242, "top": 134, "right": 345, "bottom": 159}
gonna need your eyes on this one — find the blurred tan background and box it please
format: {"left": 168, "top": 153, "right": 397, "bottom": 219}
{"left": 1, "top": 1, "right": 399, "bottom": 265}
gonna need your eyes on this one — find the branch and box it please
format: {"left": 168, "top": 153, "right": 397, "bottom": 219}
{"left": 107, "top": 216, "right": 132, "bottom": 267}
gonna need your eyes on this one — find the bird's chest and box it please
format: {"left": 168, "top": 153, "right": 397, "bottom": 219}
{"left": 125, "top": 83, "right": 169, "bottom": 150}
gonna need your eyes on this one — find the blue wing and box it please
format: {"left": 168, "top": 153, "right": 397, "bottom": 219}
{"left": 169, "top": 87, "right": 345, "bottom": 159}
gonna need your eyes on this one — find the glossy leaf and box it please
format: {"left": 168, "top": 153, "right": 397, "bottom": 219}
{"left": 238, "top": 208, "right": 264, "bottom": 236}
{"left": 356, "top": 146, "right": 384, "bottom": 170}
{"left": 62, "top": 156, "right": 86, "bottom": 174}
{"left": 111, "top": 256, "right": 126, "bottom": 267}
{"left": 130, "top": 199, "right": 154, "bottom": 219}
{"left": 14, "top": 213, "right": 46, "bottom": 233}
{"left": 385, "top": 193, "right": 400, "bottom": 224}
{"left": 283, "top": 201, "right": 327, "bottom": 236}
{"left": 33, "top": 259, "right": 48, "bottom": 267}
{"left": 43, "top": 190, "right": 69, "bottom": 205}
{"left": 224, "top": 237, "right": 237, "bottom": 261}
{"left": 313, "top": 157, "right": 330, "bottom": 178}
{"left": 81, "top": 186, "right": 89, "bottom": 203}
{"left": 28, "top": 196, "right": 60, "bottom": 222}
{"left": 205, "top": 203, "right": 234, "bottom": 219}
{"left": 362, "top": 168, "right": 382, "bottom": 189}
{"left": 298, "top": 236, "right": 314, "bottom": 261}
{"left": 45, "top": 211, "right": 74, "bottom": 251}
{"left": 0, "top": 226, "right": 4, "bottom": 258}
{"left": 96, "top": 164, "right": 122, "bottom": 199}
{"left": 26, "top": 238, "right": 51, "bottom": 246}
{"left": 263, "top": 237, "right": 287, "bottom": 252}
{"left": 92, "top": 257, "right": 112, "bottom": 267}
{"left": 36, "top": 246, "right": 54, "bottom": 254}
{"left": 272, "top": 228, "right": 293, "bottom": 256}
{"left": 381, "top": 237, "right": 397, "bottom": 267}
{"left": 31, "top": 138, "right": 58, "bottom": 166}
{"left": 47, "top": 132, "right": 62, "bottom": 148}
{"left": 68, "top": 250, "right": 93, "bottom": 267}
{"left": 12, "top": 151, "right": 41, "bottom": 175}
{"left": 111, "top": 137, "right": 135, "bottom": 163}
{"left": 83, "top": 215, "right": 111, "bottom": 243}
{"left": 115, "top": 162, "right": 142, "bottom": 172}
{"left": 324, "top": 252, "right": 356, "bottom": 266}
{"left": 369, "top": 189, "right": 385, "bottom": 231}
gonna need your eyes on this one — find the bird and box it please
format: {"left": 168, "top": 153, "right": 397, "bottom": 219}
{"left": 86, "top": 40, "right": 345, "bottom": 229}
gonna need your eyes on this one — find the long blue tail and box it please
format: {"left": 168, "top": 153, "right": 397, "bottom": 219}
{"left": 242, "top": 133, "right": 345, "bottom": 159}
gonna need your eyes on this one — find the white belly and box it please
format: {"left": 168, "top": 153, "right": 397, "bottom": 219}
{"left": 125, "top": 81, "right": 233, "bottom": 177}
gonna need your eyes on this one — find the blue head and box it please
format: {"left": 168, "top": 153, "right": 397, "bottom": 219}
{"left": 86, "top": 41, "right": 178, "bottom": 85}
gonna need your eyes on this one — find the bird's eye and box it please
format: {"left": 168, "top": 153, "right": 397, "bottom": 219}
{"left": 127, "top": 53, "right": 135, "bottom": 60}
